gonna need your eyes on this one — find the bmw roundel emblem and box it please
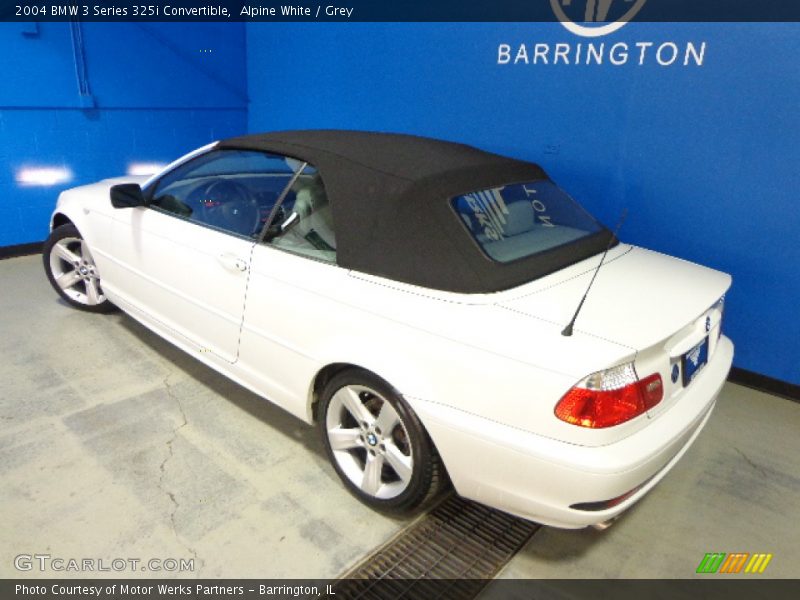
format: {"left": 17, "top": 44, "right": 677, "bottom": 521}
{"left": 705, "top": 316, "right": 712, "bottom": 332}
{"left": 671, "top": 364, "right": 680, "bottom": 384}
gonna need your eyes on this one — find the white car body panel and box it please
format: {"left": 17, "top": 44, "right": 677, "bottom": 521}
{"left": 104, "top": 207, "right": 252, "bottom": 363}
{"left": 48, "top": 143, "right": 734, "bottom": 528}
{"left": 498, "top": 246, "right": 731, "bottom": 350}
{"left": 411, "top": 337, "right": 732, "bottom": 528}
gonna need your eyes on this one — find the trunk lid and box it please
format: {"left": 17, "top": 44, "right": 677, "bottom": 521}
{"left": 497, "top": 246, "right": 731, "bottom": 350}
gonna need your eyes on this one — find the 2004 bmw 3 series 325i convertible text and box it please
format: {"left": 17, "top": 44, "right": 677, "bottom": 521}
{"left": 43, "top": 131, "right": 732, "bottom": 529}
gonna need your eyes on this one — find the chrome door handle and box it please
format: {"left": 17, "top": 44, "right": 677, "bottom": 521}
{"left": 218, "top": 253, "right": 248, "bottom": 272}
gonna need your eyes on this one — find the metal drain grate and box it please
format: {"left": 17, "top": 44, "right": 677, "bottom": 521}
{"left": 329, "top": 495, "right": 540, "bottom": 600}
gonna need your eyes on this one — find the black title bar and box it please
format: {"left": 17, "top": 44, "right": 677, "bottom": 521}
{"left": 3, "top": 0, "right": 800, "bottom": 22}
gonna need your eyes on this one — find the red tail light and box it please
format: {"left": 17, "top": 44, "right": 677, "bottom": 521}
{"left": 555, "top": 363, "right": 663, "bottom": 429}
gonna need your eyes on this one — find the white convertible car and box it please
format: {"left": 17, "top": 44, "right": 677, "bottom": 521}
{"left": 43, "top": 131, "right": 733, "bottom": 529}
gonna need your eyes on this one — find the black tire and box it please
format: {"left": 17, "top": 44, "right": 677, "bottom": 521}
{"left": 43, "top": 224, "right": 116, "bottom": 313}
{"left": 318, "top": 368, "right": 446, "bottom": 514}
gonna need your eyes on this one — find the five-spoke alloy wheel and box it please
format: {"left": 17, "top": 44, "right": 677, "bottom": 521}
{"left": 43, "top": 224, "right": 115, "bottom": 313}
{"left": 319, "top": 369, "right": 444, "bottom": 513}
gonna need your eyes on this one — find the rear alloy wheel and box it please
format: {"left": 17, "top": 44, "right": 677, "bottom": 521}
{"left": 319, "top": 369, "right": 444, "bottom": 513}
{"left": 43, "top": 224, "right": 115, "bottom": 313}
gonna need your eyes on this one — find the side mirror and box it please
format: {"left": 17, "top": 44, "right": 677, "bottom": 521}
{"left": 110, "top": 183, "right": 146, "bottom": 209}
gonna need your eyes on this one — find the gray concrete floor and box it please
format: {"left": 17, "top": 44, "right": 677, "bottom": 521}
{"left": 2, "top": 254, "right": 799, "bottom": 580}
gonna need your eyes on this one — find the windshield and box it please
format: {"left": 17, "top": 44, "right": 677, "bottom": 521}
{"left": 451, "top": 180, "right": 604, "bottom": 263}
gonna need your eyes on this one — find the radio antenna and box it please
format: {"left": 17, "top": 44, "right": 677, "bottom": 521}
{"left": 561, "top": 209, "right": 628, "bottom": 337}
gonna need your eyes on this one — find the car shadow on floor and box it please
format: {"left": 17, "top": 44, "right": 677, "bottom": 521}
{"left": 505, "top": 498, "right": 648, "bottom": 576}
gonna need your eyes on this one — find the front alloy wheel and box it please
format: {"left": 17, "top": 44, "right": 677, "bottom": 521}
{"left": 43, "top": 224, "right": 115, "bottom": 313}
{"left": 319, "top": 369, "right": 444, "bottom": 513}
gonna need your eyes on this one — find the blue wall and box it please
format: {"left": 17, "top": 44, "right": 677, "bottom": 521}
{"left": 0, "top": 22, "right": 247, "bottom": 246}
{"left": 0, "top": 21, "right": 796, "bottom": 384}
{"left": 246, "top": 23, "right": 799, "bottom": 384}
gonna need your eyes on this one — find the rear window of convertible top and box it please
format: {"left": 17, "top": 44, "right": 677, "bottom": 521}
{"left": 451, "top": 181, "right": 604, "bottom": 263}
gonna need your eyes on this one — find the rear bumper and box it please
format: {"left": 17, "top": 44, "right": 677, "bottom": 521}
{"left": 412, "top": 335, "right": 734, "bottom": 528}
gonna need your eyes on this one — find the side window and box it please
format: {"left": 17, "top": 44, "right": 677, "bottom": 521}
{"left": 263, "top": 165, "right": 336, "bottom": 263}
{"left": 149, "top": 149, "right": 300, "bottom": 238}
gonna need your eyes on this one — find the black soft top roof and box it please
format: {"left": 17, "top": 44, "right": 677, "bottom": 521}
{"left": 218, "top": 130, "right": 612, "bottom": 293}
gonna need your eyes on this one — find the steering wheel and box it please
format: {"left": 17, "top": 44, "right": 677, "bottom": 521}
{"left": 195, "top": 178, "right": 260, "bottom": 236}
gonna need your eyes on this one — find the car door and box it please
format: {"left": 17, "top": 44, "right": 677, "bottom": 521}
{"left": 108, "top": 148, "right": 300, "bottom": 363}
{"left": 235, "top": 164, "right": 347, "bottom": 416}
